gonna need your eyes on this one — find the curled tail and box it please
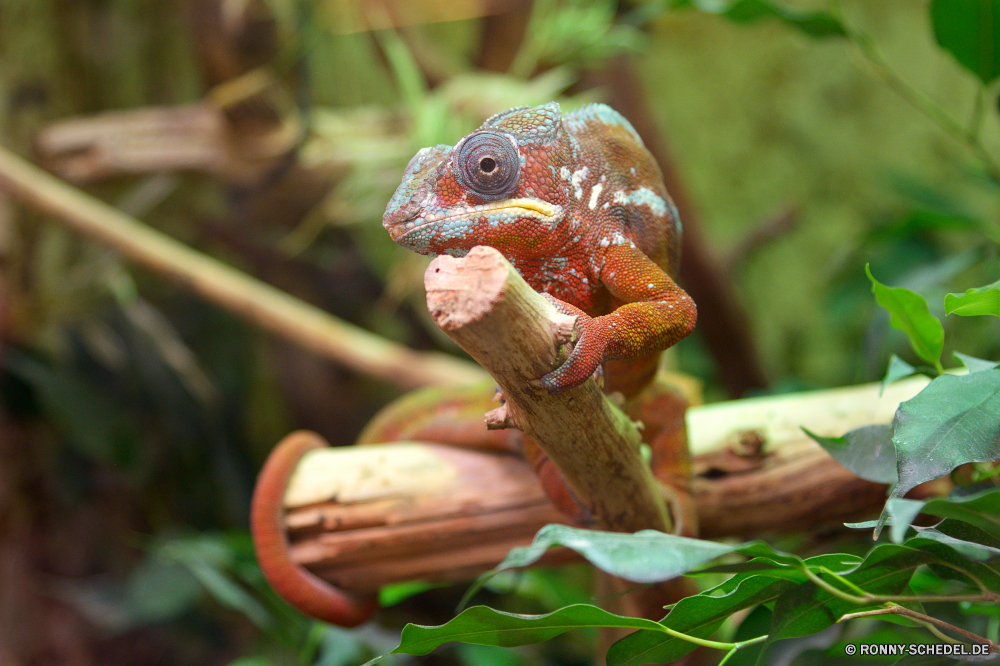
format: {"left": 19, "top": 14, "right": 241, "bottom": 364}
{"left": 250, "top": 431, "right": 378, "bottom": 627}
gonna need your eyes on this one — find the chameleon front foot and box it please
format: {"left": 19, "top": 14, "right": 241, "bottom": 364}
{"left": 534, "top": 294, "right": 610, "bottom": 393}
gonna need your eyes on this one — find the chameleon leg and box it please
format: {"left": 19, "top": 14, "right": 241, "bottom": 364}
{"left": 250, "top": 431, "right": 378, "bottom": 627}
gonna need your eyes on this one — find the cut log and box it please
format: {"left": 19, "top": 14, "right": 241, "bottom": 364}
{"left": 282, "top": 375, "right": 934, "bottom": 592}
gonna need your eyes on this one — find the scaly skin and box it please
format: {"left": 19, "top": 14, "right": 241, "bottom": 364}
{"left": 383, "top": 102, "right": 696, "bottom": 391}
{"left": 251, "top": 103, "right": 698, "bottom": 626}
{"left": 250, "top": 431, "right": 378, "bottom": 627}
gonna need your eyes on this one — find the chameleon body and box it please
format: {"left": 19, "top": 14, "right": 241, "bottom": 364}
{"left": 251, "top": 103, "right": 697, "bottom": 626}
{"left": 383, "top": 101, "right": 696, "bottom": 391}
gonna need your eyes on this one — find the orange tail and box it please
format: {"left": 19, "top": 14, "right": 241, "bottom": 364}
{"left": 250, "top": 431, "right": 378, "bottom": 626}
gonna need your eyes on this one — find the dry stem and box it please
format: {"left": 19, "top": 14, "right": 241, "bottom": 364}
{"left": 0, "top": 145, "right": 485, "bottom": 389}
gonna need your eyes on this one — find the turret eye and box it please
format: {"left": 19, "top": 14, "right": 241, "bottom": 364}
{"left": 455, "top": 131, "right": 519, "bottom": 200}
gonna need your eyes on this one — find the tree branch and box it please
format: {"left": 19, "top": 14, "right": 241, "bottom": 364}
{"left": 0, "top": 144, "right": 485, "bottom": 389}
{"left": 423, "top": 245, "right": 670, "bottom": 533}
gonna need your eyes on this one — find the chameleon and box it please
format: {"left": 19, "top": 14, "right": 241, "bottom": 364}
{"left": 250, "top": 102, "right": 697, "bottom": 626}
{"left": 383, "top": 101, "right": 696, "bottom": 391}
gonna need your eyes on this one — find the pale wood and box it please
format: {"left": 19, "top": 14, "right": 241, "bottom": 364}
{"left": 281, "top": 376, "right": 937, "bottom": 592}
{"left": 423, "top": 245, "right": 670, "bottom": 534}
{"left": 687, "top": 374, "right": 931, "bottom": 456}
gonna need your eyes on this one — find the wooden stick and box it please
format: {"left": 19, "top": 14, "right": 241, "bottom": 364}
{"left": 279, "top": 376, "right": 938, "bottom": 592}
{"left": 0, "top": 145, "right": 485, "bottom": 389}
{"left": 423, "top": 245, "right": 670, "bottom": 534}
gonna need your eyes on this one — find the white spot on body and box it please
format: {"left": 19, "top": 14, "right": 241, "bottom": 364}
{"left": 570, "top": 167, "right": 589, "bottom": 200}
{"left": 589, "top": 183, "right": 603, "bottom": 210}
{"left": 612, "top": 187, "right": 669, "bottom": 217}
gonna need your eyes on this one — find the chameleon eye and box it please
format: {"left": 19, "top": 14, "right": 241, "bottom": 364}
{"left": 455, "top": 131, "right": 520, "bottom": 200}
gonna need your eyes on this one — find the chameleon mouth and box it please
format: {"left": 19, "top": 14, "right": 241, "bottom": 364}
{"left": 394, "top": 197, "right": 564, "bottom": 241}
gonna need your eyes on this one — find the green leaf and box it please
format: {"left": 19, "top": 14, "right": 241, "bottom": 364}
{"left": 455, "top": 644, "right": 529, "bottom": 666}
{"left": 930, "top": 0, "right": 1000, "bottom": 84}
{"left": 910, "top": 538, "right": 1000, "bottom": 591}
{"left": 890, "top": 372, "right": 1000, "bottom": 500}
{"left": 696, "top": 556, "right": 839, "bottom": 581}
{"left": 606, "top": 553, "right": 856, "bottom": 666}
{"left": 866, "top": 265, "right": 945, "bottom": 373}
{"left": 769, "top": 544, "right": 933, "bottom": 641}
{"left": 186, "top": 561, "right": 272, "bottom": 628}
{"left": 226, "top": 658, "right": 273, "bottom": 666}
{"left": 885, "top": 498, "right": 928, "bottom": 544}
{"left": 867, "top": 209, "right": 982, "bottom": 241}
{"left": 933, "top": 512, "right": 1000, "bottom": 549}
{"left": 944, "top": 279, "right": 1000, "bottom": 317}
{"left": 157, "top": 536, "right": 272, "bottom": 629}
{"left": 911, "top": 528, "right": 1000, "bottom": 561}
{"left": 125, "top": 556, "right": 203, "bottom": 625}
{"left": 886, "top": 489, "right": 1000, "bottom": 544}
{"left": 954, "top": 352, "right": 1000, "bottom": 373}
{"left": 606, "top": 574, "right": 792, "bottom": 665}
{"left": 680, "top": 0, "right": 846, "bottom": 37}
{"left": 882, "top": 355, "right": 919, "bottom": 395}
{"left": 486, "top": 525, "right": 801, "bottom": 584}
{"left": 378, "top": 581, "right": 445, "bottom": 607}
{"left": 390, "top": 604, "right": 664, "bottom": 656}
{"left": 803, "top": 425, "right": 897, "bottom": 484}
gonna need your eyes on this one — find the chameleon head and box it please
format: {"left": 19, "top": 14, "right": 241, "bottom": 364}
{"left": 383, "top": 102, "right": 569, "bottom": 258}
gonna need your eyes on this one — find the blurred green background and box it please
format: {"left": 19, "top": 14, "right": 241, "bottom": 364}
{"left": 0, "top": 0, "right": 998, "bottom": 663}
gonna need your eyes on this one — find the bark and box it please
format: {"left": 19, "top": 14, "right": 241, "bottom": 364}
{"left": 423, "top": 246, "right": 671, "bottom": 534}
{"left": 280, "top": 376, "right": 935, "bottom": 592}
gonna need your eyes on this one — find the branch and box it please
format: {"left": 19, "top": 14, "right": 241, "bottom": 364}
{"left": 840, "top": 605, "right": 1000, "bottom": 653}
{"left": 0, "top": 144, "right": 485, "bottom": 389}
{"left": 279, "top": 375, "right": 942, "bottom": 592}
{"left": 423, "top": 245, "right": 670, "bottom": 533}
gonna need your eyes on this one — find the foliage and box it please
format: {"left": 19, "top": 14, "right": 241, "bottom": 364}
{"left": 365, "top": 503, "right": 1000, "bottom": 664}
{"left": 930, "top": 0, "right": 1000, "bottom": 84}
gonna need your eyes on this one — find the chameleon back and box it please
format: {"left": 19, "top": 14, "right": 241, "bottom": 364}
{"left": 562, "top": 104, "right": 682, "bottom": 280}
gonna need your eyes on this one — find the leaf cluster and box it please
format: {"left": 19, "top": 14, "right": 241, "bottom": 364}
{"left": 366, "top": 506, "right": 1000, "bottom": 664}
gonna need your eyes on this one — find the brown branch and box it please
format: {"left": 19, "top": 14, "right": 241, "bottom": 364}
{"left": 34, "top": 100, "right": 295, "bottom": 185}
{"left": 423, "top": 245, "right": 670, "bottom": 533}
{"left": 840, "top": 606, "right": 1000, "bottom": 653}
{"left": 282, "top": 436, "right": 894, "bottom": 592}
{"left": 723, "top": 207, "right": 800, "bottom": 274}
{"left": 280, "top": 376, "right": 940, "bottom": 592}
{"left": 0, "top": 144, "right": 486, "bottom": 389}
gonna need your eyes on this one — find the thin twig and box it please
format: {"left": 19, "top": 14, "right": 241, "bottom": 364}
{"left": 831, "top": 1, "right": 1000, "bottom": 185}
{"left": 840, "top": 605, "right": 1000, "bottom": 653}
{"left": 803, "top": 566, "right": 1000, "bottom": 606}
{"left": 0, "top": 144, "right": 486, "bottom": 389}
